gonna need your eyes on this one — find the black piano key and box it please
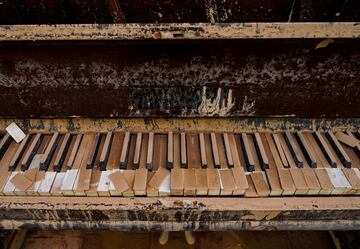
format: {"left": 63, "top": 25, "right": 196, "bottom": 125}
{"left": 210, "top": 133, "right": 220, "bottom": 169}
{"left": 216, "top": 133, "right": 229, "bottom": 168}
{"left": 345, "top": 131, "right": 360, "bottom": 159}
{"left": 146, "top": 132, "right": 154, "bottom": 171}
{"left": 66, "top": 134, "right": 83, "bottom": 170}
{"left": 272, "top": 133, "right": 290, "bottom": 168}
{"left": 127, "top": 134, "right": 137, "bottom": 170}
{"left": 240, "top": 133, "right": 255, "bottom": 172}
{"left": 253, "top": 132, "right": 270, "bottom": 170}
{"left": 40, "top": 132, "right": 60, "bottom": 171}
{"left": 295, "top": 131, "right": 317, "bottom": 168}
{"left": 199, "top": 133, "right": 208, "bottom": 168}
{"left": 133, "top": 133, "right": 143, "bottom": 170}
{"left": 284, "top": 131, "right": 303, "bottom": 168}
{"left": 166, "top": 132, "right": 174, "bottom": 169}
{"left": 54, "top": 134, "right": 71, "bottom": 171}
{"left": 99, "top": 132, "right": 112, "bottom": 171}
{"left": 8, "top": 135, "right": 31, "bottom": 171}
{"left": 353, "top": 145, "right": 360, "bottom": 160}
{"left": 21, "top": 134, "right": 41, "bottom": 171}
{"left": 0, "top": 134, "right": 12, "bottom": 161}
{"left": 86, "top": 133, "right": 101, "bottom": 169}
{"left": 119, "top": 132, "right": 131, "bottom": 169}
{"left": 180, "top": 132, "right": 187, "bottom": 168}
{"left": 326, "top": 131, "right": 352, "bottom": 168}
{"left": 313, "top": 131, "right": 337, "bottom": 168}
{"left": 223, "top": 133, "right": 234, "bottom": 168}
{"left": 355, "top": 129, "right": 360, "bottom": 140}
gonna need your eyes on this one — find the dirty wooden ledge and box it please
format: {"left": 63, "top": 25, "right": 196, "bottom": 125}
{"left": 0, "top": 23, "right": 359, "bottom": 41}
{"left": 1, "top": 118, "right": 360, "bottom": 133}
{"left": 0, "top": 197, "right": 359, "bottom": 231}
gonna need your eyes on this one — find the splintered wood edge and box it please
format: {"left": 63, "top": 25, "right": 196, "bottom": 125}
{"left": 0, "top": 197, "right": 360, "bottom": 211}
{"left": 0, "top": 23, "right": 359, "bottom": 41}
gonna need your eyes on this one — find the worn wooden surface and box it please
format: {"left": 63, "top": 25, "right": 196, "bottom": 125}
{"left": 0, "top": 38, "right": 359, "bottom": 118}
{"left": 0, "top": 23, "right": 359, "bottom": 40}
{"left": 0, "top": 118, "right": 360, "bottom": 133}
{"left": 0, "top": 197, "right": 359, "bottom": 230}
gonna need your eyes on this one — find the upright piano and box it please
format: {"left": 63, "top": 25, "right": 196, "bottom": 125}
{"left": 0, "top": 0, "right": 359, "bottom": 232}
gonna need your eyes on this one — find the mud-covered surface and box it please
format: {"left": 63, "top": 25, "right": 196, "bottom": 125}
{"left": 0, "top": 197, "right": 360, "bottom": 230}
{"left": 1, "top": 204, "right": 360, "bottom": 224}
{"left": 1, "top": 117, "right": 360, "bottom": 134}
{"left": 0, "top": 39, "right": 359, "bottom": 118}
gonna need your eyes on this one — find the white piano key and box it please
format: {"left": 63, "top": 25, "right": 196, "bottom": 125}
{"left": 26, "top": 154, "right": 42, "bottom": 196}
{"left": 217, "top": 168, "right": 232, "bottom": 195}
{"left": 159, "top": 173, "right": 171, "bottom": 196}
{"left": 218, "top": 170, "right": 224, "bottom": 190}
{"left": 108, "top": 169, "right": 123, "bottom": 196}
{"left": 50, "top": 172, "right": 66, "bottom": 196}
{"left": 326, "top": 168, "right": 352, "bottom": 194}
{"left": 26, "top": 175, "right": 43, "bottom": 196}
{"left": 0, "top": 172, "right": 11, "bottom": 195}
{"left": 13, "top": 172, "right": 33, "bottom": 196}
{"left": 259, "top": 170, "right": 270, "bottom": 187}
{"left": 72, "top": 169, "right": 86, "bottom": 196}
{"left": 353, "top": 168, "right": 360, "bottom": 195}
{"left": 353, "top": 168, "right": 360, "bottom": 179}
{"left": 3, "top": 172, "right": 17, "bottom": 195}
{"left": 38, "top": 171, "right": 57, "bottom": 195}
{"left": 60, "top": 169, "right": 79, "bottom": 195}
{"left": 29, "top": 154, "right": 41, "bottom": 169}
{"left": 97, "top": 170, "right": 111, "bottom": 196}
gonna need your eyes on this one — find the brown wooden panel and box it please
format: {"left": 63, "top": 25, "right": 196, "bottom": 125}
{"left": 0, "top": 39, "right": 359, "bottom": 118}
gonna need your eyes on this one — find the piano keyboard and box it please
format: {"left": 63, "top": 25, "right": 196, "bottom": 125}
{"left": 0, "top": 130, "right": 360, "bottom": 197}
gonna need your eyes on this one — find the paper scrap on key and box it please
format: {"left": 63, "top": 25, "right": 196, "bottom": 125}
{"left": 5, "top": 122, "right": 26, "bottom": 143}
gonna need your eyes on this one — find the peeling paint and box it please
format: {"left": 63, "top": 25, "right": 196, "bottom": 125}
{"left": 198, "top": 87, "right": 220, "bottom": 116}
{"left": 0, "top": 197, "right": 359, "bottom": 230}
{"left": 0, "top": 39, "right": 359, "bottom": 117}
{"left": 198, "top": 87, "right": 254, "bottom": 116}
{"left": 239, "top": 96, "right": 255, "bottom": 115}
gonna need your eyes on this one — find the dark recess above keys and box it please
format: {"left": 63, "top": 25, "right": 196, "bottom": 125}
{"left": 0, "top": 39, "right": 359, "bottom": 118}
{"left": 0, "top": 0, "right": 359, "bottom": 24}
